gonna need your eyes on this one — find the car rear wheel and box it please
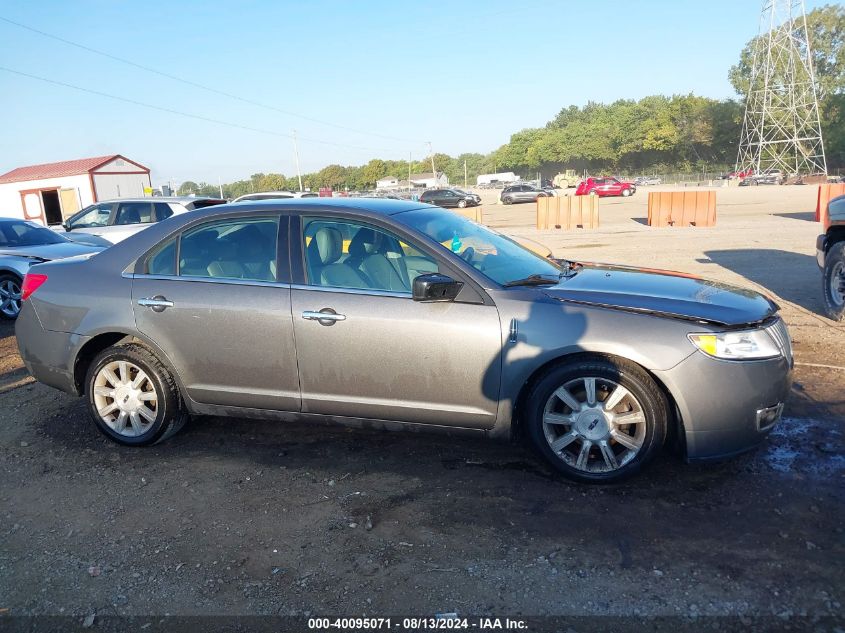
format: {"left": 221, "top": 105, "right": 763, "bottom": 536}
{"left": 85, "top": 343, "right": 188, "bottom": 446}
{"left": 0, "top": 273, "right": 22, "bottom": 320}
{"left": 524, "top": 357, "right": 668, "bottom": 483}
{"left": 823, "top": 241, "right": 845, "bottom": 321}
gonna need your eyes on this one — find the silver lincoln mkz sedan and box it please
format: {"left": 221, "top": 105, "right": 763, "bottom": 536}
{"left": 15, "top": 199, "right": 792, "bottom": 482}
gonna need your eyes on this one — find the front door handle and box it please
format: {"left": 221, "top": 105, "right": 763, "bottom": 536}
{"left": 138, "top": 296, "right": 174, "bottom": 312}
{"left": 302, "top": 309, "right": 346, "bottom": 326}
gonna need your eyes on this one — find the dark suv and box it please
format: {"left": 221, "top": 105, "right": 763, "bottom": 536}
{"left": 419, "top": 189, "right": 478, "bottom": 209}
{"left": 818, "top": 194, "right": 845, "bottom": 321}
{"left": 500, "top": 184, "right": 550, "bottom": 205}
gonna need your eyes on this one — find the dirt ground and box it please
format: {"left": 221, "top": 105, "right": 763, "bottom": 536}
{"left": 0, "top": 184, "right": 843, "bottom": 623}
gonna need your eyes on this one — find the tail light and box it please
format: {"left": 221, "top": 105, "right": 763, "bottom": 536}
{"left": 21, "top": 273, "right": 48, "bottom": 301}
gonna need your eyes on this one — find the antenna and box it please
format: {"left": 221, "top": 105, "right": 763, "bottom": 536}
{"left": 736, "top": 0, "right": 827, "bottom": 177}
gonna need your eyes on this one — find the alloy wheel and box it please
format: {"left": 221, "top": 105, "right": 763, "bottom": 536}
{"left": 542, "top": 376, "right": 646, "bottom": 474}
{"left": 831, "top": 261, "right": 845, "bottom": 307}
{"left": 0, "top": 278, "right": 22, "bottom": 318}
{"left": 92, "top": 360, "right": 159, "bottom": 437}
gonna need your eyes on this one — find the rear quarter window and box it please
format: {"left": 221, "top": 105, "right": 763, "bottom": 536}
{"left": 147, "top": 239, "right": 177, "bottom": 275}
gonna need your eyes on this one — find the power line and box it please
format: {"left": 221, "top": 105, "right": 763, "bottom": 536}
{"left": 0, "top": 15, "right": 424, "bottom": 145}
{"left": 0, "top": 65, "right": 398, "bottom": 154}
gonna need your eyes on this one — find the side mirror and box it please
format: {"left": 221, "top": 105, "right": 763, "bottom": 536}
{"left": 412, "top": 273, "right": 463, "bottom": 302}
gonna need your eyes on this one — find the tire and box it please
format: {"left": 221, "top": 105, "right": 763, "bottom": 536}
{"left": 823, "top": 241, "right": 845, "bottom": 322}
{"left": 458, "top": 199, "right": 467, "bottom": 208}
{"left": 503, "top": 197, "right": 513, "bottom": 205}
{"left": 622, "top": 188, "right": 632, "bottom": 197}
{"left": 0, "top": 273, "right": 23, "bottom": 320}
{"left": 523, "top": 357, "right": 668, "bottom": 483}
{"left": 588, "top": 190, "right": 598, "bottom": 196}
{"left": 85, "top": 343, "right": 188, "bottom": 446}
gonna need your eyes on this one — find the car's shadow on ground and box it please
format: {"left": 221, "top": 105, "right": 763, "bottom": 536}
{"left": 704, "top": 249, "right": 826, "bottom": 315}
{"left": 774, "top": 211, "right": 817, "bottom": 222}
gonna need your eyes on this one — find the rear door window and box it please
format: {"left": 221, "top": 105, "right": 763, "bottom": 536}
{"left": 115, "top": 202, "right": 153, "bottom": 225}
{"left": 178, "top": 217, "right": 279, "bottom": 282}
{"left": 154, "top": 203, "right": 174, "bottom": 221}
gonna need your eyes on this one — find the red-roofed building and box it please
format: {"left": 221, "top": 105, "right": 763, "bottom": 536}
{"left": 0, "top": 154, "right": 151, "bottom": 225}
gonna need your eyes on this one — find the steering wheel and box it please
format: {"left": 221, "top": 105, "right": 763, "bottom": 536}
{"left": 460, "top": 246, "right": 475, "bottom": 263}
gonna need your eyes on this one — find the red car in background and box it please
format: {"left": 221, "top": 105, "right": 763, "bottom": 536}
{"left": 575, "top": 177, "right": 636, "bottom": 197}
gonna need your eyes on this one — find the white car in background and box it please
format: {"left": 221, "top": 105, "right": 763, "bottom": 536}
{"left": 57, "top": 197, "right": 226, "bottom": 244}
{"left": 232, "top": 191, "right": 319, "bottom": 202}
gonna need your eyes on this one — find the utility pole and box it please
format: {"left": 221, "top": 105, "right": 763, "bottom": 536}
{"left": 217, "top": 176, "right": 224, "bottom": 200}
{"left": 736, "top": 0, "right": 826, "bottom": 176}
{"left": 427, "top": 141, "right": 437, "bottom": 184}
{"left": 293, "top": 129, "right": 304, "bottom": 192}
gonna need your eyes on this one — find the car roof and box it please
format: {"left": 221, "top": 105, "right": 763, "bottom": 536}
{"left": 195, "top": 197, "right": 431, "bottom": 217}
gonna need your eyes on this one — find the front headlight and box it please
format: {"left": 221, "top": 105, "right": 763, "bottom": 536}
{"left": 688, "top": 328, "right": 781, "bottom": 360}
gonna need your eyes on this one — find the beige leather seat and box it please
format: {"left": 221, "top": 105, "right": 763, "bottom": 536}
{"left": 307, "top": 227, "right": 372, "bottom": 289}
{"left": 346, "top": 228, "right": 409, "bottom": 292}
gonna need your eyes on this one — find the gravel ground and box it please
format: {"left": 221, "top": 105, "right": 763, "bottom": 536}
{"left": 0, "top": 185, "right": 842, "bottom": 624}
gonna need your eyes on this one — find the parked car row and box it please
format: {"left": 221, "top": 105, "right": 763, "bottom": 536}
{"left": 15, "top": 197, "right": 793, "bottom": 483}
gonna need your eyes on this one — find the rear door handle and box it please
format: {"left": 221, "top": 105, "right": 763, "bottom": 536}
{"left": 302, "top": 309, "right": 346, "bottom": 325}
{"left": 138, "top": 296, "right": 174, "bottom": 312}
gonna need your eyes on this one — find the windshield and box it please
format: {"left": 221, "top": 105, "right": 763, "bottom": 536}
{"left": 0, "top": 220, "right": 67, "bottom": 246}
{"left": 397, "top": 208, "right": 564, "bottom": 286}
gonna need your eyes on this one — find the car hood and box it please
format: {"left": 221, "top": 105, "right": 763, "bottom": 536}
{"left": 0, "top": 242, "right": 104, "bottom": 261}
{"left": 542, "top": 263, "right": 778, "bottom": 326}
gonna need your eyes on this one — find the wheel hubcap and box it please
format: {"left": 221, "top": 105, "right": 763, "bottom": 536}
{"left": 0, "top": 279, "right": 22, "bottom": 317}
{"left": 831, "top": 262, "right": 845, "bottom": 307}
{"left": 93, "top": 360, "right": 158, "bottom": 437}
{"left": 543, "top": 376, "right": 645, "bottom": 474}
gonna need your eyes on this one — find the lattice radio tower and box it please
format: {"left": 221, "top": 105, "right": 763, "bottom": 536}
{"left": 736, "top": 0, "right": 827, "bottom": 176}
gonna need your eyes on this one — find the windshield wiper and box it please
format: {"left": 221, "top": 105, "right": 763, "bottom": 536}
{"left": 503, "top": 274, "right": 562, "bottom": 287}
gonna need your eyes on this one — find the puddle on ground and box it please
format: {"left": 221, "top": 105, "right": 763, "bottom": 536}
{"left": 761, "top": 417, "right": 845, "bottom": 476}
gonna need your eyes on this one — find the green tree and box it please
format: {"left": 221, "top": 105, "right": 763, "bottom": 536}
{"left": 729, "top": 4, "right": 845, "bottom": 100}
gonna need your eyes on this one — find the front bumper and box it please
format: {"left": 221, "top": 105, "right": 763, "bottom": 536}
{"left": 817, "top": 234, "right": 827, "bottom": 269}
{"left": 653, "top": 350, "right": 792, "bottom": 461}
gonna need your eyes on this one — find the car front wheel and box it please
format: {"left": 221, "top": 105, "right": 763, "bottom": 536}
{"left": 524, "top": 357, "right": 668, "bottom": 483}
{"left": 85, "top": 343, "right": 188, "bottom": 446}
{"left": 503, "top": 196, "right": 513, "bottom": 205}
{"left": 823, "top": 241, "right": 845, "bottom": 321}
{"left": 458, "top": 199, "right": 467, "bottom": 208}
{"left": 0, "top": 273, "right": 22, "bottom": 320}
{"left": 622, "top": 188, "right": 632, "bottom": 197}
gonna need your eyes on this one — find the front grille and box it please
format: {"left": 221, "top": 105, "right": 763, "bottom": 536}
{"left": 767, "top": 318, "right": 793, "bottom": 364}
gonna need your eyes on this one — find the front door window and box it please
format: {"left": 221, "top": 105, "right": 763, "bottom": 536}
{"left": 303, "top": 217, "right": 438, "bottom": 293}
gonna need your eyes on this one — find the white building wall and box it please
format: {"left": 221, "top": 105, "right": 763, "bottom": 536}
{"left": 94, "top": 157, "right": 147, "bottom": 173}
{"left": 92, "top": 172, "right": 151, "bottom": 200}
{"left": 476, "top": 172, "right": 518, "bottom": 185}
{"left": 0, "top": 174, "right": 93, "bottom": 221}
{"left": 376, "top": 178, "right": 399, "bottom": 190}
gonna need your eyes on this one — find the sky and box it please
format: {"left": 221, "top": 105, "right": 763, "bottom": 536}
{"left": 0, "top": 0, "right": 831, "bottom": 186}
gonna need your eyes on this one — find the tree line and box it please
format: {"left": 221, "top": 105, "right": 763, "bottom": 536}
{"left": 179, "top": 5, "right": 844, "bottom": 197}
